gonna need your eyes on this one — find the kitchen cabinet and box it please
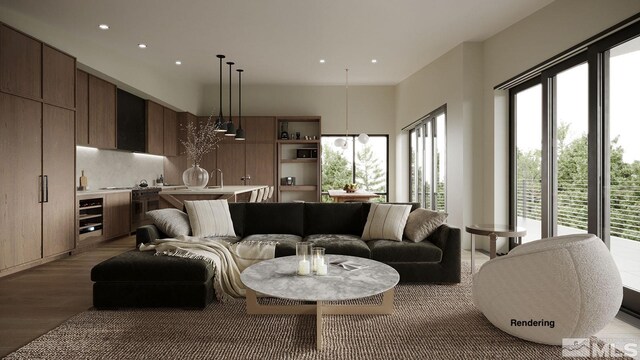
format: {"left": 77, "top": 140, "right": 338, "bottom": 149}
{"left": 43, "top": 45, "right": 75, "bottom": 109}
{"left": 76, "top": 69, "right": 89, "bottom": 145}
{"left": 0, "top": 24, "right": 41, "bottom": 100}
{"left": 163, "top": 107, "right": 178, "bottom": 156}
{"left": 42, "top": 104, "right": 76, "bottom": 257}
{"left": 146, "top": 100, "right": 164, "bottom": 155}
{"left": 88, "top": 75, "right": 117, "bottom": 149}
{"left": 216, "top": 142, "right": 246, "bottom": 186}
{"left": 0, "top": 93, "right": 43, "bottom": 270}
{"left": 104, "top": 192, "right": 131, "bottom": 239}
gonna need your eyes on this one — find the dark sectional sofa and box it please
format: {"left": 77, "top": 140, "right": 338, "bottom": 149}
{"left": 91, "top": 202, "right": 461, "bottom": 308}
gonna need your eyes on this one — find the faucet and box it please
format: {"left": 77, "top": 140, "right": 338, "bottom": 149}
{"left": 212, "top": 169, "right": 223, "bottom": 188}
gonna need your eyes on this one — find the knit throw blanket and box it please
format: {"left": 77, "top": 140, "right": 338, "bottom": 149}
{"left": 139, "top": 235, "right": 276, "bottom": 302}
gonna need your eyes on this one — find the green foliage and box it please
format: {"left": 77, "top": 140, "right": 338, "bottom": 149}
{"left": 321, "top": 144, "right": 352, "bottom": 193}
{"left": 356, "top": 144, "right": 386, "bottom": 192}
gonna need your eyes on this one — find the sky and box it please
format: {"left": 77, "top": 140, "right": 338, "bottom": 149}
{"left": 516, "top": 37, "right": 640, "bottom": 164}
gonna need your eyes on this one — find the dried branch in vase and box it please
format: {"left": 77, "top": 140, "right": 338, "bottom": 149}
{"left": 180, "top": 116, "right": 224, "bottom": 165}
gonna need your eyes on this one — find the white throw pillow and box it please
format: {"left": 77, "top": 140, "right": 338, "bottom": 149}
{"left": 361, "top": 203, "right": 412, "bottom": 242}
{"left": 403, "top": 208, "right": 448, "bottom": 242}
{"left": 146, "top": 208, "right": 191, "bottom": 237}
{"left": 184, "top": 200, "right": 236, "bottom": 237}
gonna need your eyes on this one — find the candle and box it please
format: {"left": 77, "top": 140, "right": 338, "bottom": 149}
{"left": 316, "top": 264, "right": 328, "bottom": 276}
{"left": 298, "top": 259, "right": 310, "bottom": 275}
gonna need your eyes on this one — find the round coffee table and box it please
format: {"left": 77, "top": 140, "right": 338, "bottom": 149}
{"left": 240, "top": 254, "right": 400, "bottom": 350}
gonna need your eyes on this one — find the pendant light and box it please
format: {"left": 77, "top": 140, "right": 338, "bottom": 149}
{"left": 235, "top": 69, "right": 246, "bottom": 140}
{"left": 225, "top": 61, "right": 236, "bottom": 136}
{"left": 214, "top": 54, "right": 227, "bottom": 132}
{"left": 334, "top": 68, "right": 369, "bottom": 148}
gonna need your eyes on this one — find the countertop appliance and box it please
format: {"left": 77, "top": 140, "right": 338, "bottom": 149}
{"left": 131, "top": 187, "right": 161, "bottom": 232}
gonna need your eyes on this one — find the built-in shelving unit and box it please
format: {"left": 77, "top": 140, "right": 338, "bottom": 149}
{"left": 276, "top": 116, "right": 321, "bottom": 202}
{"left": 78, "top": 196, "right": 104, "bottom": 242}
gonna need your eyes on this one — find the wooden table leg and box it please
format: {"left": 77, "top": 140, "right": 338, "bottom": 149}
{"left": 316, "top": 300, "right": 323, "bottom": 350}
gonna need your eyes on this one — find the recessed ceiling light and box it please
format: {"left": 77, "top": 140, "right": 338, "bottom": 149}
{"left": 138, "top": 43, "right": 147, "bottom": 49}
{"left": 371, "top": 59, "right": 378, "bottom": 64}
{"left": 175, "top": 60, "right": 182, "bottom": 65}
{"left": 319, "top": 59, "right": 326, "bottom": 63}
{"left": 98, "top": 24, "right": 109, "bottom": 30}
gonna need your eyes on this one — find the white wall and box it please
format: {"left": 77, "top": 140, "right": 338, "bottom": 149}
{"left": 0, "top": 6, "right": 201, "bottom": 113}
{"left": 76, "top": 147, "right": 164, "bottom": 190}
{"left": 201, "top": 84, "right": 397, "bottom": 198}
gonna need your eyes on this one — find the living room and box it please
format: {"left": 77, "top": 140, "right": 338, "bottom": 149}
{"left": 1, "top": 0, "right": 640, "bottom": 358}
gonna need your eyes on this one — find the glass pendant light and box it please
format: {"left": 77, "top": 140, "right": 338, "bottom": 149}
{"left": 225, "top": 61, "right": 236, "bottom": 136}
{"left": 214, "top": 54, "right": 227, "bottom": 132}
{"left": 235, "top": 69, "right": 246, "bottom": 140}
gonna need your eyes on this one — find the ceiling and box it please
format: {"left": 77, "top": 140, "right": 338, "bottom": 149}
{"left": 0, "top": 0, "right": 554, "bottom": 86}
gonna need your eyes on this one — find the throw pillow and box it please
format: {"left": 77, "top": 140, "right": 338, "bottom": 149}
{"left": 184, "top": 200, "right": 236, "bottom": 237}
{"left": 361, "top": 203, "right": 412, "bottom": 242}
{"left": 403, "top": 208, "right": 448, "bottom": 242}
{"left": 146, "top": 208, "right": 191, "bottom": 238}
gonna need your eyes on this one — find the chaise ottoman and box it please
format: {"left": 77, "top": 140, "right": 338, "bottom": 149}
{"left": 91, "top": 250, "right": 215, "bottom": 308}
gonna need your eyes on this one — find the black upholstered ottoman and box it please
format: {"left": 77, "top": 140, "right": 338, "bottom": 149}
{"left": 91, "top": 250, "right": 215, "bottom": 308}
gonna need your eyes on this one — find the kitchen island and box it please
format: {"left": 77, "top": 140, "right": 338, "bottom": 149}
{"left": 159, "top": 185, "right": 269, "bottom": 209}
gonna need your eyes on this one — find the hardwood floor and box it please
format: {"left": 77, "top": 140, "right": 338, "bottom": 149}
{"left": 0, "top": 236, "right": 134, "bottom": 357}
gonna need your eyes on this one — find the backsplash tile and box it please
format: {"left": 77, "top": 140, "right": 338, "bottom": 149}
{"left": 76, "top": 147, "right": 164, "bottom": 189}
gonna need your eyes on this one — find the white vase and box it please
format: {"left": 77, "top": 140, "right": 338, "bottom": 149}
{"left": 182, "top": 164, "right": 209, "bottom": 190}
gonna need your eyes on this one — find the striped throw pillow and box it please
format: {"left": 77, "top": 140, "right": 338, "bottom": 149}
{"left": 184, "top": 200, "right": 236, "bottom": 237}
{"left": 361, "top": 204, "right": 412, "bottom": 242}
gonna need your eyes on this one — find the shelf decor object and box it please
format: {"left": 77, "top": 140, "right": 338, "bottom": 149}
{"left": 235, "top": 69, "right": 245, "bottom": 140}
{"left": 225, "top": 61, "right": 236, "bottom": 136}
{"left": 214, "top": 55, "right": 227, "bottom": 133}
{"left": 334, "top": 68, "right": 369, "bottom": 149}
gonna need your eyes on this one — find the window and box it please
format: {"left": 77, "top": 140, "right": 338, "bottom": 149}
{"left": 408, "top": 106, "right": 446, "bottom": 211}
{"left": 320, "top": 135, "right": 389, "bottom": 202}
{"left": 506, "top": 18, "right": 640, "bottom": 316}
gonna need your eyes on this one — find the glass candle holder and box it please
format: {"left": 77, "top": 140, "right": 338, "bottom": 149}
{"left": 312, "top": 247, "right": 326, "bottom": 275}
{"left": 296, "top": 242, "right": 312, "bottom": 276}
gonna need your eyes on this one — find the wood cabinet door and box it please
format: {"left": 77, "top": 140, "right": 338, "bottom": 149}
{"left": 163, "top": 107, "right": 178, "bottom": 156}
{"left": 146, "top": 101, "right": 164, "bottom": 155}
{"left": 104, "top": 192, "right": 131, "bottom": 239}
{"left": 216, "top": 142, "right": 246, "bottom": 186}
{"left": 245, "top": 142, "right": 275, "bottom": 187}
{"left": 42, "top": 104, "right": 76, "bottom": 257}
{"left": 0, "top": 93, "right": 42, "bottom": 270}
{"left": 76, "top": 70, "right": 89, "bottom": 145}
{"left": 42, "top": 45, "right": 75, "bottom": 109}
{"left": 88, "top": 75, "right": 116, "bottom": 149}
{"left": 0, "top": 25, "right": 41, "bottom": 100}
{"left": 245, "top": 117, "right": 276, "bottom": 143}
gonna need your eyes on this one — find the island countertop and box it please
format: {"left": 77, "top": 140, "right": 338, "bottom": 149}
{"left": 160, "top": 185, "right": 267, "bottom": 195}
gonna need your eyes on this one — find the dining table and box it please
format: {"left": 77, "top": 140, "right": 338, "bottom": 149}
{"left": 327, "top": 189, "right": 379, "bottom": 203}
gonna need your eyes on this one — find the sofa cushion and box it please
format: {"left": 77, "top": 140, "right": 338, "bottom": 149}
{"left": 404, "top": 208, "right": 448, "bottom": 242}
{"left": 228, "top": 203, "right": 245, "bottom": 237}
{"left": 185, "top": 200, "right": 236, "bottom": 237}
{"left": 244, "top": 203, "right": 304, "bottom": 236}
{"left": 146, "top": 208, "right": 191, "bottom": 237}
{"left": 368, "top": 239, "right": 443, "bottom": 263}
{"left": 91, "top": 250, "right": 214, "bottom": 282}
{"left": 361, "top": 203, "right": 412, "bottom": 241}
{"left": 303, "top": 203, "right": 366, "bottom": 236}
{"left": 304, "top": 234, "right": 371, "bottom": 258}
{"left": 242, "top": 234, "right": 303, "bottom": 257}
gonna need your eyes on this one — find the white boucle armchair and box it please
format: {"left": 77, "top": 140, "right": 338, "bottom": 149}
{"left": 472, "top": 233, "right": 623, "bottom": 345}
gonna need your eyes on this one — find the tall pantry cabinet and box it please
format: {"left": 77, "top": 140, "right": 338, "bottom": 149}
{"left": 0, "top": 23, "right": 76, "bottom": 274}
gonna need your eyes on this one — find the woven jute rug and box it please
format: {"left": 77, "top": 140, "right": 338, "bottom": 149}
{"left": 6, "top": 262, "right": 628, "bottom": 359}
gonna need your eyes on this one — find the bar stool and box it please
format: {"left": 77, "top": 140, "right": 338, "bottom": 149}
{"left": 249, "top": 190, "right": 258, "bottom": 203}
{"left": 267, "top": 186, "right": 275, "bottom": 202}
{"left": 256, "top": 188, "right": 265, "bottom": 203}
{"left": 262, "top": 187, "right": 269, "bottom": 202}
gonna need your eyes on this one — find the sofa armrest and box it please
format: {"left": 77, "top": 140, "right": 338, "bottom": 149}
{"left": 135, "top": 225, "right": 167, "bottom": 247}
{"left": 427, "top": 224, "right": 461, "bottom": 283}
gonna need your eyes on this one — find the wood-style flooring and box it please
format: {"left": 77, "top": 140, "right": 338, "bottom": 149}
{"left": 0, "top": 236, "right": 134, "bottom": 357}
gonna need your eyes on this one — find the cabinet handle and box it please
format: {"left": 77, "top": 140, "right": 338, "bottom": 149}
{"left": 44, "top": 175, "right": 49, "bottom": 203}
{"left": 39, "top": 175, "right": 44, "bottom": 203}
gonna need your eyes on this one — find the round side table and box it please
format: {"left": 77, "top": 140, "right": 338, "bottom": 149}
{"left": 465, "top": 224, "right": 526, "bottom": 274}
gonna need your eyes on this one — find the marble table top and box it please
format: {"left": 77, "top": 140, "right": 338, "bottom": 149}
{"left": 240, "top": 255, "right": 399, "bottom": 302}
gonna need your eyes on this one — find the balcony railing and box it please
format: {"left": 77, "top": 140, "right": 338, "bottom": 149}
{"left": 517, "top": 178, "right": 640, "bottom": 241}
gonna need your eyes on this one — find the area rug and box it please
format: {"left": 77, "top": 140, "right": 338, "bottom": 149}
{"left": 5, "top": 262, "right": 627, "bottom": 359}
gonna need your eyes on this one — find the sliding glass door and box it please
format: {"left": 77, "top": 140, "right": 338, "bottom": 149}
{"left": 409, "top": 106, "right": 446, "bottom": 211}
